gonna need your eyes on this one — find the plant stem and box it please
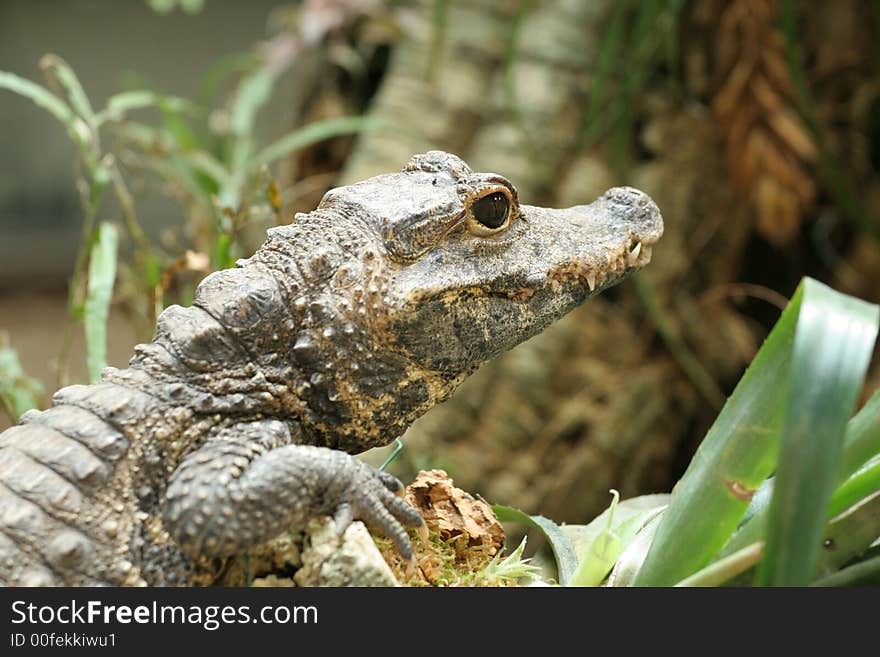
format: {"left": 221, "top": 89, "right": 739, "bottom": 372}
{"left": 56, "top": 176, "right": 106, "bottom": 388}
{"left": 674, "top": 542, "right": 763, "bottom": 587}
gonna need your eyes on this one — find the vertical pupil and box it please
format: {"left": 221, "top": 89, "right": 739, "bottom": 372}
{"left": 473, "top": 192, "right": 509, "bottom": 229}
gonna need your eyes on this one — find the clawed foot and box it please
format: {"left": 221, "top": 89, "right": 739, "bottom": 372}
{"left": 330, "top": 462, "right": 425, "bottom": 560}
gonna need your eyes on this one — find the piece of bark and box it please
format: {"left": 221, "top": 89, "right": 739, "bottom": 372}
{"left": 405, "top": 469, "right": 504, "bottom": 556}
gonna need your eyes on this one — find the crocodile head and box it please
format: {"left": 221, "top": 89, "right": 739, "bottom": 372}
{"left": 265, "top": 151, "right": 663, "bottom": 448}
{"left": 321, "top": 151, "right": 663, "bottom": 371}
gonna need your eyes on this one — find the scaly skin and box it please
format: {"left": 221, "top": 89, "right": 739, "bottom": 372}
{"left": 0, "top": 152, "right": 662, "bottom": 586}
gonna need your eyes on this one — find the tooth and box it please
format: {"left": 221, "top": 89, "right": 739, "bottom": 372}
{"left": 627, "top": 242, "right": 642, "bottom": 266}
{"left": 586, "top": 272, "right": 596, "bottom": 292}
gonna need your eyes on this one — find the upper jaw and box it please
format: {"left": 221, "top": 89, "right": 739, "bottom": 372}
{"left": 501, "top": 186, "right": 663, "bottom": 300}
{"left": 390, "top": 185, "right": 662, "bottom": 307}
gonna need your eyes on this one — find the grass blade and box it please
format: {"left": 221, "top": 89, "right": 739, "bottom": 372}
{"left": 634, "top": 277, "right": 879, "bottom": 586}
{"left": 85, "top": 223, "right": 119, "bottom": 382}
{"left": 39, "top": 54, "right": 95, "bottom": 125}
{"left": 0, "top": 71, "right": 88, "bottom": 151}
{"left": 756, "top": 280, "right": 878, "bottom": 585}
{"left": 493, "top": 505, "right": 578, "bottom": 585}
{"left": 94, "top": 90, "right": 194, "bottom": 126}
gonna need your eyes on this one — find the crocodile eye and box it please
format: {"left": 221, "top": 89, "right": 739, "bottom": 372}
{"left": 473, "top": 193, "right": 509, "bottom": 228}
{"left": 468, "top": 191, "right": 511, "bottom": 235}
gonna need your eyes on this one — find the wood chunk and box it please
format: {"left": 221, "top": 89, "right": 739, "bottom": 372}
{"left": 405, "top": 469, "right": 503, "bottom": 556}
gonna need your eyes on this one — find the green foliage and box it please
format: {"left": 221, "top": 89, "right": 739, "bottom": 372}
{"left": 483, "top": 537, "right": 541, "bottom": 584}
{"left": 0, "top": 340, "right": 44, "bottom": 423}
{"left": 499, "top": 277, "right": 880, "bottom": 587}
{"left": 580, "top": 0, "right": 686, "bottom": 174}
{"left": 0, "top": 43, "right": 387, "bottom": 390}
{"left": 493, "top": 505, "right": 578, "bottom": 585}
{"left": 567, "top": 492, "right": 668, "bottom": 587}
{"left": 637, "top": 278, "right": 878, "bottom": 586}
{"left": 146, "top": 0, "right": 204, "bottom": 15}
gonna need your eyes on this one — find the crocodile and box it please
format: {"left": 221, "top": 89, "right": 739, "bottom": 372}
{"left": 0, "top": 151, "right": 662, "bottom": 586}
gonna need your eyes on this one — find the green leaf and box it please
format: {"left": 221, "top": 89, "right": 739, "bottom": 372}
{"left": 634, "top": 277, "right": 879, "bottom": 586}
{"left": 0, "top": 71, "right": 88, "bottom": 151}
{"left": 719, "top": 388, "right": 880, "bottom": 559}
{"left": 182, "top": 151, "right": 233, "bottom": 189}
{"left": 251, "top": 116, "right": 391, "bottom": 170}
{"left": 811, "top": 553, "right": 880, "bottom": 587}
{"left": 483, "top": 537, "right": 541, "bottom": 583}
{"left": 0, "top": 341, "right": 44, "bottom": 421}
{"left": 837, "top": 389, "right": 880, "bottom": 479}
{"left": 606, "top": 511, "right": 665, "bottom": 587}
{"left": 214, "top": 233, "right": 234, "bottom": 271}
{"left": 815, "top": 490, "right": 880, "bottom": 577}
{"left": 94, "top": 90, "right": 194, "bottom": 126}
{"left": 493, "top": 505, "right": 578, "bottom": 585}
{"left": 85, "top": 223, "right": 119, "bottom": 382}
{"left": 829, "top": 457, "right": 880, "bottom": 518}
{"left": 756, "top": 280, "right": 878, "bottom": 586}
{"left": 566, "top": 493, "right": 669, "bottom": 587}
{"left": 39, "top": 54, "right": 95, "bottom": 125}
{"left": 159, "top": 97, "right": 202, "bottom": 151}
{"left": 229, "top": 64, "right": 276, "bottom": 139}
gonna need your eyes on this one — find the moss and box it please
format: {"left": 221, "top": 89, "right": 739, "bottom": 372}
{"left": 374, "top": 528, "right": 521, "bottom": 587}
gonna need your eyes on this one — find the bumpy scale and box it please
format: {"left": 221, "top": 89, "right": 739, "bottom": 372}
{"left": 0, "top": 152, "right": 663, "bottom": 585}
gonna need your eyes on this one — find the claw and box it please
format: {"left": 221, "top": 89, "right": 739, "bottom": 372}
{"left": 332, "top": 502, "right": 353, "bottom": 535}
{"left": 377, "top": 469, "right": 404, "bottom": 494}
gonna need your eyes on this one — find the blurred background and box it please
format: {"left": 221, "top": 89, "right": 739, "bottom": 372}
{"left": 1, "top": 0, "right": 879, "bottom": 524}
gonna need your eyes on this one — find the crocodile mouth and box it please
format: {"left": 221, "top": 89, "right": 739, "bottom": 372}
{"left": 505, "top": 239, "right": 654, "bottom": 303}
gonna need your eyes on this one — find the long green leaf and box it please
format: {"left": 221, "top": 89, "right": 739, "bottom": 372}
{"left": 829, "top": 458, "right": 880, "bottom": 518}
{"left": 719, "top": 388, "right": 880, "bottom": 559}
{"left": 251, "top": 116, "right": 390, "bottom": 170}
{"left": 0, "top": 71, "right": 87, "bottom": 150}
{"left": 814, "top": 490, "right": 880, "bottom": 577}
{"left": 811, "top": 553, "right": 880, "bottom": 587}
{"left": 493, "top": 505, "right": 578, "bottom": 585}
{"left": 85, "top": 223, "right": 119, "bottom": 382}
{"left": 39, "top": 54, "right": 95, "bottom": 125}
{"left": 94, "top": 90, "right": 194, "bottom": 126}
{"left": 837, "top": 389, "right": 880, "bottom": 478}
{"left": 756, "top": 279, "right": 878, "bottom": 585}
{"left": 635, "top": 278, "right": 879, "bottom": 586}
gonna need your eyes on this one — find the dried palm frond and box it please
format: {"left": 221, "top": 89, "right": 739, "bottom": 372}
{"left": 711, "top": 0, "right": 817, "bottom": 244}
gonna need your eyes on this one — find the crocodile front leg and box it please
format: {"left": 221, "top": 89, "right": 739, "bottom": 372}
{"left": 161, "top": 419, "right": 424, "bottom": 561}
